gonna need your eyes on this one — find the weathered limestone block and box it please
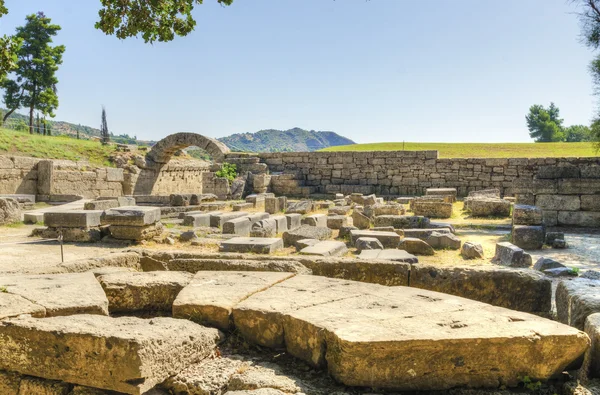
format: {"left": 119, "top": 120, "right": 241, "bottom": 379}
{"left": 557, "top": 278, "right": 600, "bottom": 330}
{"left": 558, "top": 211, "right": 600, "bottom": 228}
{"left": 349, "top": 230, "right": 400, "bottom": 249}
{"left": 210, "top": 212, "right": 248, "bottom": 228}
{"left": 355, "top": 237, "right": 384, "bottom": 252}
{"left": 427, "top": 232, "right": 461, "bottom": 250}
{"left": 227, "top": 362, "right": 302, "bottom": 393}
{"left": 373, "top": 215, "right": 430, "bottom": 229}
{"left": 163, "top": 356, "right": 245, "bottom": 395}
{"left": 536, "top": 195, "right": 581, "bottom": 211}
{"left": 102, "top": 206, "right": 161, "bottom": 226}
{"left": 537, "top": 165, "right": 580, "bottom": 179}
{"left": 282, "top": 225, "right": 332, "bottom": 248}
{"left": 326, "top": 215, "right": 348, "bottom": 230}
{"left": 468, "top": 188, "right": 501, "bottom": 199}
{"left": 512, "top": 204, "right": 543, "bottom": 226}
{"left": 534, "top": 257, "right": 565, "bottom": 272}
{"left": 398, "top": 237, "right": 434, "bottom": 255}
{"left": 364, "top": 203, "right": 404, "bottom": 217}
{"left": 220, "top": 237, "right": 284, "bottom": 254}
{"left": 0, "top": 315, "right": 222, "bottom": 394}
{"left": 44, "top": 210, "right": 103, "bottom": 228}
{"left": 284, "top": 213, "right": 301, "bottom": 231}
{"left": 173, "top": 271, "right": 294, "bottom": 330}
{"left": 285, "top": 200, "right": 313, "bottom": 215}
{"left": 0, "top": 293, "right": 45, "bottom": 319}
{"left": 250, "top": 219, "right": 277, "bottom": 238}
{"left": 270, "top": 215, "right": 288, "bottom": 234}
{"left": 301, "top": 214, "right": 327, "bottom": 228}
{"left": 582, "top": 313, "right": 600, "bottom": 380}
{"left": 264, "top": 197, "right": 279, "bottom": 214}
{"left": 351, "top": 210, "right": 372, "bottom": 229}
{"left": 98, "top": 271, "right": 193, "bottom": 313}
{"left": 412, "top": 201, "right": 453, "bottom": 218}
{"left": 0, "top": 198, "right": 20, "bottom": 225}
{"left": 183, "top": 213, "right": 213, "bottom": 227}
{"left": 582, "top": 195, "right": 600, "bottom": 212}
{"left": 223, "top": 217, "right": 252, "bottom": 237}
{"left": 461, "top": 241, "right": 484, "bottom": 259}
{"left": 425, "top": 187, "right": 457, "bottom": 201}
{"left": 0, "top": 273, "right": 108, "bottom": 317}
{"left": 411, "top": 264, "right": 552, "bottom": 313}
{"left": 357, "top": 249, "right": 418, "bottom": 263}
{"left": 328, "top": 206, "right": 351, "bottom": 216}
{"left": 492, "top": 242, "right": 532, "bottom": 268}
{"left": 84, "top": 199, "right": 119, "bottom": 211}
{"left": 402, "top": 228, "right": 451, "bottom": 240}
{"left": 110, "top": 223, "right": 164, "bottom": 241}
{"left": 512, "top": 225, "right": 545, "bottom": 250}
{"left": 233, "top": 275, "right": 586, "bottom": 390}
{"left": 23, "top": 212, "right": 44, "bottom": 224}
{"left": 467, "top": 198, "right": 511, "bottom": 217}
{"left": 299, "top": 241, "right": 348, "bottom": 257}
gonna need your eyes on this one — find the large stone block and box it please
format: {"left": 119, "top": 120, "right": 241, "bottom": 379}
{"left": 98, "top": 271, "right": 193, "bottom": 313}
{"left": 270, "top": 215, "right": 288, "bottom": 234}
{"left": 559, "top": 179, "right": 600, "bottom": 195}
{"left": 102, "top": 206, "right": 161, "bottom": 226}
{"left": 351, "top": 210, "right": 372, "bottom": 230}
{"left": 183, "top": 213, "right": 213, "bottom": 227}
{"left": 582, "top": 195, "right": 600, "bottom": 212}
{"left": 44, "top": 210, "right": 103, "bottom": 228}
{"left": 110, "top": 223, "right": 164, "bottom": 241}
{"left": 0, "top": 293, "right": 45, "bottom": 320}
{"left": 220, "top": 237, "right": 284, "bottom": 254}
{"left": 373, "top": 215, "right": 430, "bottom": 229}
{"left": 582, "top": 313, "right": 600, "bottom": 380}
{"left": 410, "top": 264, "right": 552, "bottom": 313}
{"left": 301, "top": 214, "right": 327, "bottom": 228}
{"left": 492, "top": 242, "right": 532, "bottom": 268}
{"left": 233, "top": 275, "right": 586, "bottom": 390}
{"left": 512, "top": 204, "right": 543, "bottom": 226}
{"left": 398, "top": 237, "right": 435, "bottom": 255}
{"left": 512, "top": 225, "right": 545, "bottom": 250}
{"left": 284, "top": 213, "right": 302, "bottom": 231}
{"left": 0, "top": 198, "right": 22, "bottom": 226}
{"left": 299, "top": 241, "right": 348, "bottom": 257}
{"left": 210, "top": 212, "right": 248, "bottom": 228}
{"left": 349, "top": 230, "right": 400, "bottom": 249}
{"left": 84, "top": 200, "right": 119, "bottom": 211}
{"left": 537, "top": 165, "right": 580, "bottom": 179}
{"left": 0, "top": 273, "right": 108, "bottom": 317}
{"left": 467, "top": 198, "right": 511, "bottom": 217}
{"left": 535, "top": 194, "right": 581, "bottom": 211}
{"left": 173, "top": 271, "right": 295, "bottom": 330}
{"left": 250, "top": 218, "right": 277, "bottom": 238}
{"left": 402, "top": 228, "right": 451, "bottom": 240}
{"left": 282, "top": 225, "right": 332, "bottom": 248}
{"left": 557, "top": 278, "right": 600, "bottom": 330}
{"left": 357, "top": 249, "right": 418, "bottom": 263}
{"left": 558, "top": 211, "right": 600, "bottom": 227}
{"left": 412, "top": 201, "right": 453, "bottom": 218}
{"left": 286, "top": 200, "right": 313, "bottom": 214}
{"left": 223, "top": 217, "right": 252, "bottom": 237}
{"left": 326, "top": 215, "right": 348, "bottom": 230}
{"left": 0, "top": 315, "right": 221, "bottom": 394}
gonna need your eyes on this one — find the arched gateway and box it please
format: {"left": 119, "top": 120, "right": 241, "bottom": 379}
{"left": 146, "top": 132, "right": 231, "bottom": 164}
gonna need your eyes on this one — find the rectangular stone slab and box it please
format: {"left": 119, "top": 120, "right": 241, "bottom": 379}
{"left": 102, "top": 206, "right": 161, "bottom": 226}
{"left": 220, "top": 237, "right": 284, "bottom": 254}
{"left": 173, "top": 271, "right": 295, "bottom": 330}
{"left": 299, "top": 241, "right": 348, "bottom": 257}
{"left": 0, "top": 315, "right": 222, "bottom": 394}
{"left": 44, "top": 210, "right": 103, "bottom": 228}
{"left": 349, "top": 230, "right": 400, "bottom": 249}
{"left": 210, "top": 212, "right": 248, "bottom": 228}
{"left": 233, "top": 275, "right": 588, "bottom": 390}
{"left": 98, "top": 271, "right": 193, "bottom": 313}
{"left": 0, "top": 273, "right": 108, "bottom": 316}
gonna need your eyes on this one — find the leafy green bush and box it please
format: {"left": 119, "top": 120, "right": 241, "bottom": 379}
{"left": 215, "top": 162, "right": 237, "bottom": 182}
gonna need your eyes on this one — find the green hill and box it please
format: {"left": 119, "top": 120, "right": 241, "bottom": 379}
{"left": 218, "top": 128, "right": 356, "bottom": 152}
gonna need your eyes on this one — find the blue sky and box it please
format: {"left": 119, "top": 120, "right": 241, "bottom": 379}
{"left": 0, "top": 0, "right": 596, "bottom": 143}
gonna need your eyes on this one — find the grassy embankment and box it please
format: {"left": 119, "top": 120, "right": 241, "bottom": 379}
{"left": 0, "top": 128, "right": 117, "bottom": 166}
{"left": 320, "top": 142, "right": 598, "bottom": 158}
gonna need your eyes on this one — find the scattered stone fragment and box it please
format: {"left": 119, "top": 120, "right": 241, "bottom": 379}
{"left": 534, "top": 257, "right": 566, "bottom": 272}
{"left": 582, "top": 313, "right": 600, "bottom": 380}
{"left": 0, "top": 273, "right": 108, "bottom": 317}
{"left": 23, "top": 212, "right": 44, "bottom": 224}
{"left": 425, "top": 187, "right": 457, "bottom": 202}
{"left": 183, "top": 213, "right": 214, "bottom": 227}
{"left": 44, "top": 210, "right": 103, "bottom": 228}
{"left": 544, "top": 267, "right": 578, "bottom": 277}
{"left": 0, "top": 315, "right": 222, "bottom": 394}
{"left": 227, "top": 362, "right": 303, "bottom": 393}
{"left": 326, "top": 215, "right": 349, "bottom": 230}
{"left": 220, "top": 237, "right": 284, "bottom": 254}
{"left": 338, "top": 225, "right": 358, "bottom": 239}
{"left": 351, "top": 210, "right": 371, "bottom": 230}
{"left": 110, "top": 223, "right": 164, "bottom": 241}
{"left": 426, "top": 232, "right": 461, "bottom": 250}
{"left": 102, "top": 206, "right": 161, "bottom": 226}
{"left": 492, "top": 242, "right": 532, "bottom": 268}
{"left": 299, "top": 241, "right": 348, "bottom": 257}
{"left": 301, "top": 214, "right": 327, "bottom": 227}
{"left": 211, "top": 212, "right": 249, "bottom": 228}
{"left": 546, "top": 231, "right": 565, "bottom": 245}
{"left": 460, "top": 241, "right": 484, "bottom": 259}
{"left": 355, "top": 237, "right": 384, "bottom": 252}
{"left": 285, "top": 200, "right": 313, "bottom": 215}
{"left": 282, "top": 225, "right": 332, "bottom": 248}
{"left": 250, "top": 219, "right": 277, "bottom": 238}
{"left": 179, "top": 230, "right": 198, "bottom": 242}
{"left": 0, "top": 197, "right": 21, "bottom": 225}
{"left": 163, "top": 356, "right": 245, "bottom": 395}
{"left": 295, "top": 239, "right": 320, "bottom": 250}
{"left": 552, "top": 239, "right": 568, "bottom": 249}
{"left": 328, "top": 206, "right": 351, "bottom": 216}
{"left": 223, "top": 217, "right": 252, "bottom": 237}
{"left": 403, "top": 228, "right": 451, "bottom": 241}
{"left": 412, "top": 201, "right": 453, "bottom": 218}
{"left": 270, "top": 215, "right": 288, "bottom": 234}
{"left": 284, "top": 213, "right": 302, "bottom": 231}
{"left": 349, "top": 230, "right": 400, "bottom": 249}
{"left": 84, "top": 199, "right": 119, "bottom": 211}
{"left": 467, "top": 198, "right": 511, "bottom": 217}
{"left": 373, "top": 215, "right": 430, "bottom": 229}
{"left": 512, "top": 225, "right": 545, "bottom": 250}
{"left": 98, "top": 271, "right": 193, "bottom": 313}
{"left": 173, "top": 271, "right": 295, "bottom": 330}
{"left": 363, "top": 203, "right": 403, "bottom": 218}
{"left": 398, "top": 237, "right": 434, "bottom": 255}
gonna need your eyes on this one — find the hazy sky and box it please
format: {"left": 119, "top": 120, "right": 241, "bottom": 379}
{"left": 0, "top": 0, "right": 596, "bottom": 143}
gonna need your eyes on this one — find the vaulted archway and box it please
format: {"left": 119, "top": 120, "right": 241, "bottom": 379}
{"left": 146, "top": 132, "right": 230, "bottom": 164}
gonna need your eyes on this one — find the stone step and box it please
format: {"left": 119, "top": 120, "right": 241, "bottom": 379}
{"left": 0, "top": 315, "right": 222, "bottom": 394}
{"left": 220, "top": 237, "right": 284, "bottom": 254}
{"left": 232, "top": 275, "right": 588, "bottom": 391}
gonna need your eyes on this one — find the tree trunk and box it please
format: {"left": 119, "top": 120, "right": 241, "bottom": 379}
{"left": 3, "top": 107, "right": 17, "bottom": 123}
{"left": 29, "top": 83, "right": 36, "bottom": 134}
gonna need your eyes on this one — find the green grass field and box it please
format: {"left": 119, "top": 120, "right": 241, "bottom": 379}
{"left": 0, "top": 128, "right": 117, "bottom": 166}
{"left": 320, "top": 142, "right": 599, "bottom": 158}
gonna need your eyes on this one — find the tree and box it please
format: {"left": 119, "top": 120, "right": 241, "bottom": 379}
{"left": 565, "top": 125, "right": 592, "bottom": 142}
{"left": 526, "top": 103, "right": 565, "bottom": 142}
{"left": 100, "top": 106, "right": 110, "bottom": 144}
{"left": 96, "top": 0, "right": 234, "bottom": 43}
{"left": 1, "top": 13, "right": 65, "bottom": 134}
{"left": 0, "top": 1, "right": 21, "bottom": 80}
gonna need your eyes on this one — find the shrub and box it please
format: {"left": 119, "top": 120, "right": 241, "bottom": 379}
{"left": 215, "top": 162, "right": 237, "bottom": 182}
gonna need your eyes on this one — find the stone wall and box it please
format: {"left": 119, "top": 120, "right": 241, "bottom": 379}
{"left": 256, "top": 151, "right": 600, "bottom": 197}
{"left": 123, "top": 160, "right": 210, "bottom": 196}
{"left": 0, "top": 156, "right": 40, "bottom": 195}
{"left": 47, "top": 160, "right": 124, "bottom": 198}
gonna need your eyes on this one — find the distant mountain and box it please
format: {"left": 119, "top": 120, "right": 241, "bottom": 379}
{"left": 218, "top": 128, "right": 356, "bottom": 152}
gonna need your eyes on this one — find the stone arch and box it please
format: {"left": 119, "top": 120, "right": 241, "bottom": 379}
{"left": 146, "top": 132, "right": 230, "bottom": 164}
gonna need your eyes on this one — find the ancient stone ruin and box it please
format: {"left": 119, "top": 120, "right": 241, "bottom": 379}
{"left": 0, "top": 133, "right": 600, "bottom": 394}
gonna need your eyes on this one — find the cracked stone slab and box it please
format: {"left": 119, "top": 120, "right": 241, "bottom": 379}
{"left": 97, "top": 271, "right": 193, "bottom": 313}
{"left": 102, "top": 206, "right": 161, "bottom": 226}
{"left": 233, "top": 275, "right": 588, "bottom": 390}
{"left": 163, "top": 356, "right": 245, "bottom": 395}
{"left": 0, "top": 273, "right": 108, "bottom": 317}
{"left": 173, "top": 271, "right": 295, "bottom": 330}
{"left": 0, "top": 315, "right": 222, "bottom": 394}
{"left": 0, "top": 293, "right": 45, "bottom": 319}
{"left": 220, "top": 238, "right": 284, "bottom": 254}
